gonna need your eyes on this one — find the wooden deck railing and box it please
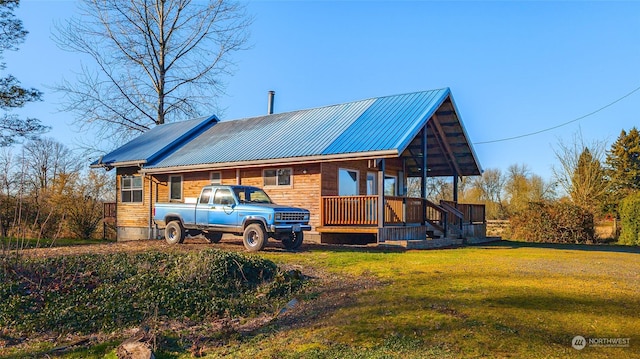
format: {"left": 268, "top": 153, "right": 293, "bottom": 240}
{"left": 322, "top": 196, "right": 486, "bottom": 230}
{"left": 322, "top": 196, "right": 378, "bottom": 225}
{"left": 442, "top": 201, "right": 486, "bottom": 224}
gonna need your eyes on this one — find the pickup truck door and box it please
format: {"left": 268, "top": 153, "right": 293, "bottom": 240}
{"left": 195, "top": 188, "right": 213, "bottom": 226}
{"left": 207, "top": 188, "right": 239, "bottom": 228}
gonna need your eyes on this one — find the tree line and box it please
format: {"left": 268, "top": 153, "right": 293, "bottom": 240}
{"left": 417, "top": 128, "right": 640, "bottom": 244}
{"left": 0, "top": 138, "right": 113, "bottom": 240}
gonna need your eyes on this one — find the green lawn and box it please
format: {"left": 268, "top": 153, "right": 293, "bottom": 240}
{"left": 207, "top": 240, "right": 640, "bottom": 358}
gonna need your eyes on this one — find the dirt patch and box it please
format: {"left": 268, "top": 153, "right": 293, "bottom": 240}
{"left": 16, "top": 235, "right": 285, "bottom": 258}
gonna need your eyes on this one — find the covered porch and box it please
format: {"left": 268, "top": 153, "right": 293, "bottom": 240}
{"left": 319, "top": 195, "right": 486, "bottom": 242}
{"left": 316, "top": 94, "right": 485, "bottom": 244}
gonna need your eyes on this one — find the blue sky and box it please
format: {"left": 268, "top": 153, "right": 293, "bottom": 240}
{"left": 6, "top": 0, "right": 640, "bottom": 181}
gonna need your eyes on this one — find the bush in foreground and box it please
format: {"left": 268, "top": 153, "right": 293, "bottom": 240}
{"left": 0, "top": 249, "right": 304, "bottom": 335}
{"left": 510, "top": 201, "right": 595, "bottom": 243}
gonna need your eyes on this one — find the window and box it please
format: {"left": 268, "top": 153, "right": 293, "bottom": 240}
{"left": 234, "top": 187, "right": 273, "bottom": 204}
{"left": 121, "top": 175, "right": 143, "bottom": 203}
{"left": 339, "top": 168, "right": 359, "bottom": 196}
{"left": 367, "top": 172, "right": 378, "bottom": 195}
{"left": 385, "top": 175, "right": 397, "bottom": 196}
{"left": 169, "top": 175, "right": 182, "bottom": 201}
{"left": 210, "top": 171, "right": 222, "bottom": 184}
{"left": 263, "top": 168, "right": 291, "bottom": 186}
{"left": 199, "top": 188, "right": 212, "bottom": 204}
{"left": 213, "top": 188, "right": 234, "bottom": 205}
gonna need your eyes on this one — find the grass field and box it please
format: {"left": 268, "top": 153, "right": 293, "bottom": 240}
{"left": 206, "top": 240, "right": 640, "bottom": 358}
{"left": 4, "top": 239, "right": 640, "bottom": 358}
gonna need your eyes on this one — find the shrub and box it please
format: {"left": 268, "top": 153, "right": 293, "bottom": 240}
{"left": 511, "top": 201, "right": 595, "bottom": 243}
{"left": 0, "top": 249, "right": 305, "bottom": 335}
{"left": 619, "top": 192, "right": 640, "bottom": 245}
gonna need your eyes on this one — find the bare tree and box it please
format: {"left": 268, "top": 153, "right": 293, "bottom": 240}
{"left": 54, "top": 0, "right": 252, "bottom": 145}
{"left": 406, "top": 177, "right": 454, "bottom": 202}
{"left": 553, "top": 133, "right": 608, "bottom": 214}
{"left": 505, "top": 163, "right": 554, "bottom": 215}
{"left": 21, "top": 138, "right": 81, "bottom": 197}
{"left": 0, "top": 148, "right": 17, "bottom": 236}
{"left": 468, "top": 168, "right": 507, "bottom": 219}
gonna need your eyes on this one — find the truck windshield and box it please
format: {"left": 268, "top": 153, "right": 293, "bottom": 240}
{"left": 233, "top": 187, "right": 273, "bottom": 204}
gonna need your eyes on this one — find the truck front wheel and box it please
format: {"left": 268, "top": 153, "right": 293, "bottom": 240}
{"left": 243, "top": 224, "right": 267, "bottom": 252}
{"left": 165, "top": 221, "right": 185, "bottom": 245}
{"left": 282, "top": 231, "right": 304, "bottom": 250}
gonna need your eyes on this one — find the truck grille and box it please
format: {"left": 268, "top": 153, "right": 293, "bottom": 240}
{"left": 278, "top": 212, "right": 306, "bottom": 221}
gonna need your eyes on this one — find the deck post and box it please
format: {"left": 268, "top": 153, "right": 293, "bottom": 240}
{"left": 377, "top": 158, "right": 386, "bottom": 242}
{"left": 421, "top": 126, "right": 428, "bottom": 226}
{"left": 453, "top": 172, "right": 459, "bottom": 203}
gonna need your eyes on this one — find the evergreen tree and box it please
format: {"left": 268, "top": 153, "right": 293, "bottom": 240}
{"left": 606, "top": 127, "right": 640, "bottom": 200}
{"left": 570, "top": 147, "right": 607, "bottom": 213}
{"left": 0, "top": 0, "right": 46, "bottom": 146}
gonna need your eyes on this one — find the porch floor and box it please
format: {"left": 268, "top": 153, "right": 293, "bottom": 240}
{"left": 316, "top": 226, "right": 378, "bottom": 234}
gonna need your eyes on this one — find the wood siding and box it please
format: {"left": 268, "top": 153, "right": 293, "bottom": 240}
{"left": 115, "top": 167, "right": 151, "bottom": 228}
{"left": 238, "top": 165, "right": 322, "bottom": 230}
{"left": 320, "top": 159, "right": 402, "bottom": 197}
{"left": 116, "top": 159, "right": 404, "bottom": 238}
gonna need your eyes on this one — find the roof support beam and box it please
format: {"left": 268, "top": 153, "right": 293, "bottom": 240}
{"left": 430, "top": 114, "right": 463, "bottom": 179}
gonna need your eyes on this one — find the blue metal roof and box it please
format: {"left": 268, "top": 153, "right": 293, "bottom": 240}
{"left": 91, "top": 115, "right": 218, "bottom": 168}
{"left": 98, "top": 88, "right": 481, "bottom": 176}
{"left": 322, "top": 89, "right": 449, "bottom": 155}
{"left": 146, "top": 89, "right": 454, "bottom": 168}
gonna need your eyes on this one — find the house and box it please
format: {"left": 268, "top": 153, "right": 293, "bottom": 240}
{"left": 92, "top": 88, "right": 487, "bottom": 247}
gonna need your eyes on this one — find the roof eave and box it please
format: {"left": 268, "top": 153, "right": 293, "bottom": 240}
{"left": 91, "top": 159, "right": 146, "bottom": 169}
{"left": 447, "top": 93, "right": 483, "bottom": 175}
{"left": 140, "top": 150, "right": 399, "bottom": 175}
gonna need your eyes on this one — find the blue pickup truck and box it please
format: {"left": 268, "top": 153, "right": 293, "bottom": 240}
{"left": 153, "top": 185, "right": 311, "bottom": 251}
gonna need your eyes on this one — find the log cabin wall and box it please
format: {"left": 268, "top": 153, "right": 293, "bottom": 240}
{"left": 238, "top": 164, "right": 321, "bottom": 231}
{"left": 152, "top": 169, "right": 239, "bottom": 202}
{"left": 115, "top": 167, "right": 152, "bottom": 240}
{"left": 149, "top": 165, "right": 322, "bottom": 235}
{"left": 115, "top": 160, "right": 403, "bottom": 241}
{"left": 321, "top": 159, "right": 402, "bottom": 197}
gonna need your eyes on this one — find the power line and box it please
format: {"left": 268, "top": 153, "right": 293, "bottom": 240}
{"left": 473, "top": 85, "right": 640, "bottom": 145}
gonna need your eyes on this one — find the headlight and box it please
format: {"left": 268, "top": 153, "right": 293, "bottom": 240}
{"left": 304, "top": 213, "right": 310, "bottom": 221}
{"left": 275, "top": 212, "right": 282, "bottom": 221}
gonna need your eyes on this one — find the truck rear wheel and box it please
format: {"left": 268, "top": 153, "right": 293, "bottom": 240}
{"left": 165, "top": 221, "right": 185, "bottom": 245}
{"left": 243, "top": 224, "right": 267, "bottom": 252}
{"left": 204, "top": 232, "right": 223, "bottom": 243}
{"left": 282, "top": 231, "right": 304, "bottom": 250}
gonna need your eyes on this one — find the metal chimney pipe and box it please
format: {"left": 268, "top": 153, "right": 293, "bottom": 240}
{"left": 267, "top": 90, "right": 275, "bottom": 115}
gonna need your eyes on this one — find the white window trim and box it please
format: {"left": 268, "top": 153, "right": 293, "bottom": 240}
{"left": 210, "top": 171, "right": 222, "bottom": 185}
{"left": 263, "top": 168, "right": 293, "bottom": 187}
{"left": 169, "top": 175, "right": 183, "bottom": 201}
{"left": 339, "top": 168, "right": 360, "bottom": 196}
{"left": 120, "top": 175, "right": 143, "bottom": 204}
